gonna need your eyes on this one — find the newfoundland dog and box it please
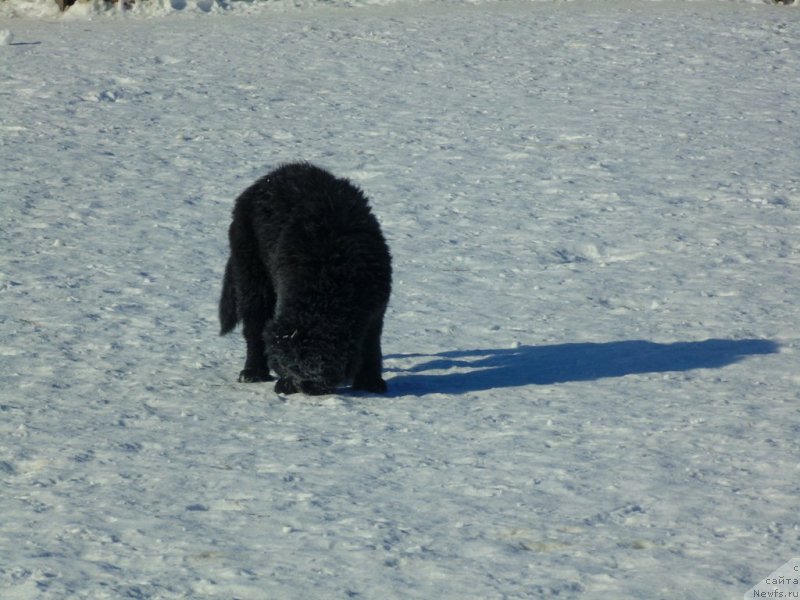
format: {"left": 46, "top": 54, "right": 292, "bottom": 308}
{"left": 219, "top": 162, "right": 392, "bottom": 395}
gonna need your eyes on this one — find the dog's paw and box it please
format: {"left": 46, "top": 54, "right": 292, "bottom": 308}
{"left": 238, "top": 369, "right": 273, "bottom": 383}
{"left": 352, "top": 375, "right": 387, "bottom": 394}
{"left": 274, "top": 377, "right": 299, "bottom": 395}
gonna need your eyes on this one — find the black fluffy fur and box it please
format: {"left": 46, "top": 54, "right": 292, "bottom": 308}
{"left": 219, "top": 162, "right": 392, "bottom": 395}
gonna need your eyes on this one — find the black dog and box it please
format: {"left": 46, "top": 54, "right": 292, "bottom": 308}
{"left": 219, "top": 162, "right": 392, "bottom": 395}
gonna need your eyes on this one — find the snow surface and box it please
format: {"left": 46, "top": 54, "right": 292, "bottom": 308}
{"left": 1, "top": 1, "right": 799, "bottom": 598}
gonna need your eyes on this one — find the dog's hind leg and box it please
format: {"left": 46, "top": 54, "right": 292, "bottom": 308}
{"left": 229, "top": 218, "right": 275, "bottom": 383}
{"left": 236, "top": 276, "right": 275, "bottom": 383}
{"left": 239, "top": 326, "right": 271, "bottom": 382}
{"left": 352, "top": 313, "right": 387, "bottom": 393}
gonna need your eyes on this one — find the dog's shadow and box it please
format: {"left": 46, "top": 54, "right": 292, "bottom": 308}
{"left": 384, "top": 338, "right": 779, "bottom": 396}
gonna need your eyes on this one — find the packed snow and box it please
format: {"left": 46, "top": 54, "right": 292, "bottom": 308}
{"left": 1, "top": 0, "right": 799, "bottom": 598}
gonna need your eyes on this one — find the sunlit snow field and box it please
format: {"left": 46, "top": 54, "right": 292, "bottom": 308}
{"left": 1, "top": 1, "right": 799, "bottom": 598}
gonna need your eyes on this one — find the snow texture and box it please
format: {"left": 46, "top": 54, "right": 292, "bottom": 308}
{"left": 1, "top": 1, "right": 799, "bottom": 598}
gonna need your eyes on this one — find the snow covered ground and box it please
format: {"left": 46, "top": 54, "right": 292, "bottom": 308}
{"left": 1, "top": 1, "right": 799, "bottom": 598}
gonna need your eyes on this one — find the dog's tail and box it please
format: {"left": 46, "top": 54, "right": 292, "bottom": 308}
{"left": 219, "top": 258, "right": 238, "bottom": 335}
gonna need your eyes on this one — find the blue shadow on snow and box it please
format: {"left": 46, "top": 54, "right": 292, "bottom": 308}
{"left": 385, "top": 338, "right": 779, "bottom": 396}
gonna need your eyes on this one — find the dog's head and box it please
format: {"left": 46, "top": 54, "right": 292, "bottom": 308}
{"left": 265, "top": 321, "right": 352, "bottom": 395}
